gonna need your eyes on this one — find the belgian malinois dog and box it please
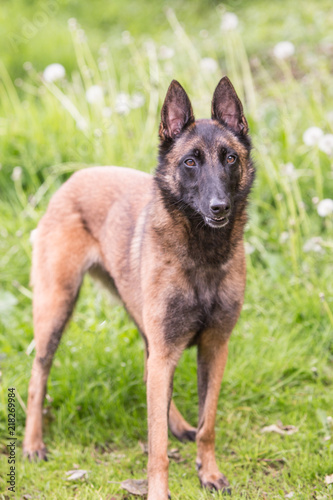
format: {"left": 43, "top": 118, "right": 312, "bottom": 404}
{"left": 23, "top": 76, "right": 254, "bottom": 499}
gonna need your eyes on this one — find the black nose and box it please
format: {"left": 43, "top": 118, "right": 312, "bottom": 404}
{"left": 209, "top": 198, "right": 231, "bottom": 217}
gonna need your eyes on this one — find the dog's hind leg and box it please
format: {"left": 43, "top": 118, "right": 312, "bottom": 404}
{"left": 168, "top": 400, "right": 196, "bottom": 442}
{"left": 23, "top": 219, "right": 99, "bottom": 460}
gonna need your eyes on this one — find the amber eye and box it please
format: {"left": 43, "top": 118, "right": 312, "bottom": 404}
{"left": 184, "top": 158, "right": 196, "bottom": 167}
{"left": 226, "top": 155, "right": 236, "bottom": 164}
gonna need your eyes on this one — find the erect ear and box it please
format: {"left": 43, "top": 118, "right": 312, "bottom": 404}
{"left": 211, "top": 76, "right": 248, "bottom": 135}
{"left": 159, "top": 80, "right": 195, "bottom": 140}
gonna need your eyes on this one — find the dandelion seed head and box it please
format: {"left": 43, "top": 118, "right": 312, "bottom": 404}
{"left": 317, "top": 198, "right": 333, "bottom": 217}
{"left": 115, "top": 92, "right": 130, "bottom": 115}
{"left": 303, "top": 126, "right": 324, "bottom": 146}
{"left": 130, "top": 92, "right": 145, "bottom": 109}
{"left": 86, "top": 85, "right": 104, "bottom": 104}
{"left": 279, "top": 231, "right": 289, "bottom": 244}
{"left": 200, "top": 57, "right": 218, "bottom": 74}
{"left": 303, "top": 237, "right": 323, "bottom": 253}
{"left": 318, "top": 133, "right": 333, "bottom": 155}
{"left": 43, "top": 63, "right": 66, "bottom": 83}
{"left": 11, "top": 166, "right": 22, "bottom": 181}
{"left": 273, "top": 41, "right": 295, "bottom": 59}
{"left": 221, "top": 12, "right": 239, "bottom": 31}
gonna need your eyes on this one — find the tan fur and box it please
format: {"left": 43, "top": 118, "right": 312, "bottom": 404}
{"left": 24, "top": 78, "right": 252, "bottom": 500}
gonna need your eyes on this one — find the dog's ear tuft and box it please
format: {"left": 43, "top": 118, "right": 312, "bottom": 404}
{"left": 211, "top": 76, "right": 248, "bottom": 135}
{"left": 159, "top": 80, "right": 195, "bottom": 141}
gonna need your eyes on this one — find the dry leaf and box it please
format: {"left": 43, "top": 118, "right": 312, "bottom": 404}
{"left": 261, "top": 422, "right": 298, "bottom": 436}
{"left": 65, "top": 469, "right": 88, "bottom": 480}
{"left": 121, "top": 478, "right": 148, "bottom": 496}
{"left": 325, "top": 473, "right": 333, "bottom": 485}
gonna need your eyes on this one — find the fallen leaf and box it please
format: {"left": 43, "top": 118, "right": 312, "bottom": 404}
{"left": 261, "top": 422, "right": 298, "bottom": 436}
{"left": 65, "top": 469, "right": 88, "bottom": 480}
{"left": 325, "top": 473, "right": 333, "bottom": 484}
{"left": 121, "top": 478, "right": 148, "bottom": 496}
{"left": 168, "top": 448, "right": 182, "bottom": 461}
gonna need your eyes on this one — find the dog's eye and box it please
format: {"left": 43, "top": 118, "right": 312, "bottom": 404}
{"left": 226, "top": 155, "right": 237, "bottom": 164}
{"left": 184, "top": 159, "right": 196, "bottom": 167}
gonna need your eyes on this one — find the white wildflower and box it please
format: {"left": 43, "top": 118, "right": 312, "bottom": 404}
{"left": 115, "top": 92, "right": 130, "bottom": 115}
{"left": 303, "top": 237, "right": 323, "bottom": 253}
{"left": 86, "top": 85, "right": 104, "bottom": 104}
{"left": 130, "top": 92, "right": 145, "bottom": 109}
{"left": 221, "top": 12, "right": 239, "bottom": 31}
{"left": 200, "top": 57, "right": 218, "bottom": 74}
{"left": 159, "top": 46, "right": 175, "bottom": 60}
{"left": 244, "top": 242, "right": 255, "bottom": 255}
{"left": 318, "top": 134, "right": 333, "bottom": 155}
{"left": 273, "top": 41, "right": 295, "bottom": 59}
{"left": 11, "top": 166, "right": 22, "bottom": 181}
{"left": 76, "top": 118, "right": 88, "bottom": 131}
{"left": 279, "top": 231, "right": 289, "bottom": 244}
{"left": 303, "top": 126, "right": 324, "bottom": 146}
{"left": 317, "top": 198, "right": 333, "bottom": 217}
{"left": 282, "top": 162, "right": 295, "bottom": 177}
{"left": 43, "top": 63, "right": 66, "bottom": 83}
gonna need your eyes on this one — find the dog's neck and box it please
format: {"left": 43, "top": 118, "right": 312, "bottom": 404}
{"left": 150, "top": 180, "right": 248, "bottom": 267}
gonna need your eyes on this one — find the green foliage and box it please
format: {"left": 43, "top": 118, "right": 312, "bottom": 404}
{"left": 0, "top": 1, "right": 333, "bottom": 498}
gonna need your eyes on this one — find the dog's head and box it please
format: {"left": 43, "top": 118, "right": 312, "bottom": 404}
{"left": 155, "top": 77, "right": 254, "bottom": 230}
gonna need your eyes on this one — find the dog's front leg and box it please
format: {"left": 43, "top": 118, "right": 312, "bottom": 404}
{"left": 196, "top": 334, "right": 231, "bottom": 493}
{"left": 146, "top": 346, "right": 180, "bottom": 500}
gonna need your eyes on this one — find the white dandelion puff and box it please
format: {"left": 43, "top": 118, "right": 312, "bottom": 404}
{"left": 221, "top": 12, "right": 239, "bottom": 31}
{"left": 130, "top": 92, "right": 145, "bottom": 109}
{"left": 318, "top": 134, "right": 333, "bottom": 155}
{"left": 303, "top": 127, "right": 324, "bottom": 146}
{"left": 303, "top": 237, "right": 323, "bottom": 253}
{"left": 43, "top": 63, "right": 66, "bottom": 83}
{"left": 200, "top": 57, "right": 218, "bottom": 74}
{"left": 11, "top": 166, "right": 22, "bottom": 181}
{"left": 115, "top": 92, "right": 131, "bottom": 115}
{"left": 273, "top": 41, "right": 295, "bottom": 59}
{"left": 85, "top": 85, "right": 104, "bottom": 104}
{"left": 317, "top": 199, "right": 333, "bottom": 217}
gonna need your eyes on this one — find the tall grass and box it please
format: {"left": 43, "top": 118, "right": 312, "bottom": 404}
{"left": 0, "top": 4, "right": 332, "bottom": 499}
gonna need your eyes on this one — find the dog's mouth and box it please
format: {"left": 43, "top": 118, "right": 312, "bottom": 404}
{"left": 204, "top": 215, "right": 229, "bottom": 228}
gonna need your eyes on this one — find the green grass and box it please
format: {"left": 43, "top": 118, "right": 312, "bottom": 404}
{"left": 1, "top": 1, "right": 333, "bottom": 498}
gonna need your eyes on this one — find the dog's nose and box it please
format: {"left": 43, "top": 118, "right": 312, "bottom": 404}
{"left": 209, "top": 198, "right": 231, "bottom": 217}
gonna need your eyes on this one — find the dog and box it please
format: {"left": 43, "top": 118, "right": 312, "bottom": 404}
{"left": 23, "top": 76, "right": 254, "bottom": 499}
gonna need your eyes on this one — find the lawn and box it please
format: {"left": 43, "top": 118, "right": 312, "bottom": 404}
{"left": 0, "top": 1, "right": 333, "bottom": 499}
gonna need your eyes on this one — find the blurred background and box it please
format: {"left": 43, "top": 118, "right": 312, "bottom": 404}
{"left": 0, "top": 1, "right": 333, "bottom": 498}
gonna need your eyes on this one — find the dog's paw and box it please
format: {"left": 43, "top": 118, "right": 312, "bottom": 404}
{"left": 169, "top": 424, "right": 197, "bottom": 443}
{"left": 23, "top": 442, "right": 48, "bottom": 461}
{"left": 198, "top": 470, "right": 231, "bottom": 495}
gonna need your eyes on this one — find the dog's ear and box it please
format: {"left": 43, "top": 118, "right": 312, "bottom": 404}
{"left": 211, "top": 76, "right": 248, "bottom": 135}
{"left": 159, "top": 80, "right": 195, "bottom": 140}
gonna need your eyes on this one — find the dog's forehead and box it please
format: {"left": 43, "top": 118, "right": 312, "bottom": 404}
{"left": 174, "top": 119, "right": 248, "bottom": 157}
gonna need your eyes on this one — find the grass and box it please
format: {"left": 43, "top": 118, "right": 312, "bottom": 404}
{"left": 1, "top": 0, "right": 333, "bottom": 498}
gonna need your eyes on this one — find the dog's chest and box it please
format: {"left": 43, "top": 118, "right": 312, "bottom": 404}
{"left": 163, "top": 267, "right": 240, "bottom": 344}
